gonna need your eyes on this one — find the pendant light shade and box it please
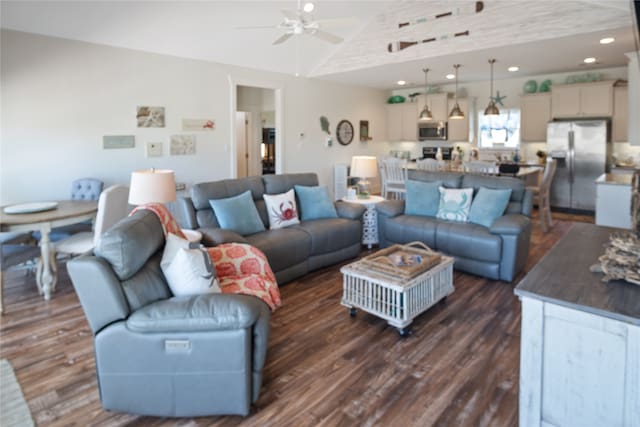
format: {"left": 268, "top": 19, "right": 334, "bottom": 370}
{"left": 484, "top": 59, "right": 500, "bottom": 116}
{"left": 419, "top": 68, "right": 433, "bottom": 121}
{"left": 449, "top": 64, "right": 464, "bottom": 120}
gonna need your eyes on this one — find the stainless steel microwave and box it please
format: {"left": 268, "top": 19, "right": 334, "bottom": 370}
{"left": 418, "top": 121, "right": 447, "bottom": 141}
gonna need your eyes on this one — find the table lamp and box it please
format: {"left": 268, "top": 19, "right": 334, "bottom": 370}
{"left": 128, "top": 169, "right": 177, "bottom": 205}
{"left": 350, "top": 156, "right": 378, "bottom": 199}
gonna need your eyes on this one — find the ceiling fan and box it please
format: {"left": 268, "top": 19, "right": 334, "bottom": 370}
{"left": 237, "top": 1, "right": 345, "bottom": 45}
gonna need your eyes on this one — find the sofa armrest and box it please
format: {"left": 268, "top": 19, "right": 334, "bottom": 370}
{"left": 67, "top": 255, "right": 130, "bottom": 334}
{"left": 335, "top": 201, "right": 366, "bottom": 220}
{"left": 489, "top": 214, "right": 531, "bottom": 235}
{"left": 126, "top": 293, "right": 267, "bottom": 333}
{"left": 377, "top": 200, "right": 405, "bottom": 218}
{"left": 168, "top": 197, "right": 198, "bottom": 229}
{"left": 200, "top": 228, "right": 248, "bottom": 247}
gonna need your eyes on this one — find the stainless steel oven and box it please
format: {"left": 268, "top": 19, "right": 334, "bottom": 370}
{"left": 418, "top": 121, "right": 447, "bottom": 141}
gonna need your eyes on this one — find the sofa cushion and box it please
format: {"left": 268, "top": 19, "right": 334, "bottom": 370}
{"left": 436, "top": 187, "right": 473, "bottom": 222}
{"left": 408, "top": 170, "right": 463, "bottom": 188}
{"left": 121, "top": 252, "right": 172, "bottom": 311}
{"left": 294, "top": 185, "right": 338, "bottom": 220}
{"left": 262, "top": 173, "right": 318, "bottom": 195}
{"left": 94, "top": 210, "right": 165, "bottom": 281}
{"left": 209, "top": 190, "right": 266, "bottom": 236}
{"left": 405, "top": 180, "right": 441, "bottom": 217}
{"left": 244, "top": 228, "right": 311, "bottom": 274}
{"left": 263, "top": 189, "right": 300, "bottom": 230}
{"left": 469, "top": 187, "right": 513, "bottom": 228}
{"left": 295, "top": 218, "right": 361, "bottom": 255}
{"left": 382, "top": 215, "right": 439, "bottom": 248}
{"left": 436, "top": 222, "right": 502, "bottom": 263}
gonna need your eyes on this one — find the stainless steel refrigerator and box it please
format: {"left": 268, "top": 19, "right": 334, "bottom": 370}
{"left": 547, "top": 120, "right": 609, "bottom": 211}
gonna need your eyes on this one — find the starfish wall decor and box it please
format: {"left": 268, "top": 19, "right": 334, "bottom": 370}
{"left": 491, "top": 91, "right": 507, "bottom": 106}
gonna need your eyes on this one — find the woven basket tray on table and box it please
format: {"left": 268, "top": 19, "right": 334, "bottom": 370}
{"left": 360, "top": 241, "right": 442, "bottom": 279}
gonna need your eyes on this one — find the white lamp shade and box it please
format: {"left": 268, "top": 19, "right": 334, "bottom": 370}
{"left": 350, "top": 156, "right": 378, "bottom": 178}
{"left": 128, "top": 169, "right": 176, "bottom": 205}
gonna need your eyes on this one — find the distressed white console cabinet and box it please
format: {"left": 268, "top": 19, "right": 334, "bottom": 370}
{"left": 515, "top": 223, "right": 640, "bottom": 427}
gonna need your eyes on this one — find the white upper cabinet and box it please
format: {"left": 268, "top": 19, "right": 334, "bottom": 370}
{"left": 416, "top": 93, "right": 449, "bottom": 122}
{"left": 551, "top": 81, "right": 614, "bottom": 118}
{"left": 612, "top": 86, "right": 628, "bottom": 142}
{"left": 386, "top": 102, "right": 418, "bottom": 141}
{"left": 520, "top": 93, "right": 551, "bottom": 142}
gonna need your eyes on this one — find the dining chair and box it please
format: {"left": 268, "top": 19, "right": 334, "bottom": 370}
{"left": 71, "top": 177, "right": 104, "bottom": 201}
{"left": 55, "top": 185, "right": 130, "bottom": 257}
{"left": 380, "top": 157, "right": 408, "bottom": 199}
{"left": 463, "top": 161, "right": 499, "bottom": 175}
{"left": 0, "top": 232, "right": 41, "bottom": 314}
{"left": 526, "top": 159, "right": 557, "bottom": 233}
{"left": 416, "top": 158, "right": 442, "bottom": 172}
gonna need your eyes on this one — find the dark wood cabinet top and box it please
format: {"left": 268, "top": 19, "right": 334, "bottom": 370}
{"left": 515, "top": 222, "right": 640, "bottom": 325}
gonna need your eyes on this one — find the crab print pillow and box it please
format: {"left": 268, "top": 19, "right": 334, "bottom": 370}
{"left": 263, "top": 189, "right": 300, "bottom": 230}
{"left": 436, "top": 186, "right": 474, "bottom": 222}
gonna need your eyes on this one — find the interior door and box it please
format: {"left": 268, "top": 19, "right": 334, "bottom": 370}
{"left": 236, "top": 112, "right": 249, "bottom": 178}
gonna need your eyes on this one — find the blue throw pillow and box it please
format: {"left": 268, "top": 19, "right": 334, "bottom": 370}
{"left": 294, "top": 185, "right": 338, "bottom": 220}
{"left": 405, "top": 180, "right": 441, "bottom": 217}
{"left": 209, "top": 190, "right": 266, "bottom": 235}
{"left": 468, "top": 187, "right": 513, "bottom": 228}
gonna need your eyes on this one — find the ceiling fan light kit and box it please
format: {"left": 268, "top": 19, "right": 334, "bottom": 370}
{"left": 484, "top": 59, "right": 500, "bottom": 116}
{"left": 419, "top": 68, "right": 433, "bottom": 121}
{"left": 449, "top": 64, "right": 464, "bottom": 120}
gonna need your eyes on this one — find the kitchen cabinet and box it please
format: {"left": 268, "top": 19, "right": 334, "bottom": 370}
{"left": 596, "top": 173, "right": 631, "bottom": 228}
{"left": 612, "top": 86, "right": 628, "bottom": 142}
{"left": 627, "top": 52, "right": 640, "bottom": 146}
{"left": 551, "top": 81, "right": 614, "bottom": 118}
{"left": 447, "top": 98, "right": 470, "bottom": 142}
{"left": 416, "top": 93, "right": 449, "bottom": 122}
{"left": 386, "top": 102, "right": 418, "bottom": 141}
{"left": 520, "top": 93, "right": 551, "bottom": 142}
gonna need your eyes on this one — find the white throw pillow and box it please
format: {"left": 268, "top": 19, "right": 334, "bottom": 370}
{"left": 263, "top": 189, "right": 300, "bottom": 230}
{"left": 436, "top": 186, "right": 474, "bottom": 222}
{"left": 160, "top": 233, "right": 220, "bottom": 296}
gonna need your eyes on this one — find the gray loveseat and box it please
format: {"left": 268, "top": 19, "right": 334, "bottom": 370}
{"left": 174, "top": 173, "right": 365, "bottom": 284}
{"left": 68, "top": 210, "right": 270, "bottom": 417}
{"left": 377, "top": 170, "right": 533, "bottom": 282}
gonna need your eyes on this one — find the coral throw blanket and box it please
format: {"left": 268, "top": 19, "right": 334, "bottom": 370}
{"left": 131, "top": 204, "right": 281, "bottom": 311}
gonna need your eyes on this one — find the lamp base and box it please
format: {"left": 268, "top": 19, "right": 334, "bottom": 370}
{"left": 357, "top": 178, "right": 371, "bottom": 199}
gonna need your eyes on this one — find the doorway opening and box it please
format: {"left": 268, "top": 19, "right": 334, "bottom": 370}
{"left": 235, "top": 85, "right": 278, "bottom": 178}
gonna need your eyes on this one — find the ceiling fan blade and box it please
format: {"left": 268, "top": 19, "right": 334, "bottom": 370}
{"left": 309, "top": 29, "right": 343, "bottom": 44}
{"left": 236, "top": 25, "right": 278, "bottom": 30}
{"left": 272, "top": 33, "right": 294, "bottom": 45}
{"left": 281, "top": 9, "right": 299, "bottom": 21}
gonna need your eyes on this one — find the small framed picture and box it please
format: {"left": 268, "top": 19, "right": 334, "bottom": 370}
{"left": 359, "top": 120, "right": 371, "bottom": 141}
{"left": 137, "top": 106, "right": 165, "bottom": 128}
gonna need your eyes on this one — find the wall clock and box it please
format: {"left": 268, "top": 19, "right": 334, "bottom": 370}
{"left": 336, "top": 120, "right": 354, "bottom": 145}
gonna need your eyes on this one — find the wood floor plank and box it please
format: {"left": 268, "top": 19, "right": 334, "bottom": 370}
{"left": 0, "top": 211, "right": 591, "bottom": 426}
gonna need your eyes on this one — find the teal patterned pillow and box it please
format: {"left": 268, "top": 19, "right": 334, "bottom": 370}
{"left": 436, "top": 187, "right": 473, "bottom": 222}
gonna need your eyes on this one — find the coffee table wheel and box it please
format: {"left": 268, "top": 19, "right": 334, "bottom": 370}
{"left": 349, "top": 307, "right": 357, "bottom": 317}
{"left": 397, "top": 327, "right": 411, "bottom": 337}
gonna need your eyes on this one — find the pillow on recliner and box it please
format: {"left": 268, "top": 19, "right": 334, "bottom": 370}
{"left": 209, "top": 190, "right": 266, "bottom": 235}
{"left": 294, "top": 185, "right": 338, "bottom": 220}
{"left": 405, "top": 180, "right": 441, "bottom": 217}
{"left": 161, "top": 233, "right": 221, "bottom": 296}
{"left": 468, "top": 187, "right": 512, "bottom": 227}
{"left": 436, "top": 186, "right": 473, "bottom": 222}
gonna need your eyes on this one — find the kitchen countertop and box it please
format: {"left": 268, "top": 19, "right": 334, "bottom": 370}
{"left": 596, "top": 173, "right": 632, "bottom": 185}
{"left": 515, "top": 222, "right": 640, "bottom": 326}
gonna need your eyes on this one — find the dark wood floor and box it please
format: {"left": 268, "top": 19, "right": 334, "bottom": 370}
{"left": 0, "top": 211, "right": 593, "bottom": 426}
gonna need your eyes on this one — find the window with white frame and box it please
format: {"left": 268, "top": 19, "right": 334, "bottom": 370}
{"left": 477, "top": 108, "right": 520, "bottom": 149}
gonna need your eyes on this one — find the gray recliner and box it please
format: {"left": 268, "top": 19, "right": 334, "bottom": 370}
{"left": 68, "top": 209, "right": 270, "bottom": 417}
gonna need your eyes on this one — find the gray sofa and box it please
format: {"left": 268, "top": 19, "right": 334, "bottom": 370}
{"left": 377, "top": 170, "right": 533, "bottom": 282}
{"left": 173, "top": 173, "right": 365, "bottom": 284}
{"left": 68, "top": 209, "right": 270, "bottom": 417}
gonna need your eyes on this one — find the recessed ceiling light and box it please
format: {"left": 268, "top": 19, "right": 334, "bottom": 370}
{"left": 584, "top": 57, "right": 596, "bottom": 64}
{"left": 508, "top": 66, "right": 519, "bottom": 72}
{"left": 445, "top": 74, "right": 455, "bottom": 80}
{"left": 397, "top": 80, "right": 406, "bottom": 85}
{"left": 600, "top": 37, "right": 615, "bottom": 45}
{"left": 303, "top": 2, "right": 315, "bottom": 12}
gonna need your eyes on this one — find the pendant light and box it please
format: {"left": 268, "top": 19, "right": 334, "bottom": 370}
{"left": 419, "top": 68, "right": 433, "bottom": 121}
{"left": 449, "top": 64, "right": 464, "bottom": 120}
{"left": 484, "top": 59, "right": 500, "bottom": 116}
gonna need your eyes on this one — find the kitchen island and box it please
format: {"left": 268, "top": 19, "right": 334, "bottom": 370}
{"left": 515, "top": 223, "right": 640, "bottom": 427}
{"left": 595, "top": 173, "right": 632, "bottom": 229}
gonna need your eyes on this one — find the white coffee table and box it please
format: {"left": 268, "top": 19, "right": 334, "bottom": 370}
{"left": 341, "top": 195, "right": 385, "bottom": 249}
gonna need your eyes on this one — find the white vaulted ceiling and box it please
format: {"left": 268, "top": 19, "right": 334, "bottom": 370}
{"left": 1, "top": 0, "right": 636, "bottom": 89}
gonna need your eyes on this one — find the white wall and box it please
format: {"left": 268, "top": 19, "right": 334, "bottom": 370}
{"left": 1, "top": 30, "right": 390, "bottom": 204}
{"left": 390, "top": 66, "right": 629, "bottom": 162}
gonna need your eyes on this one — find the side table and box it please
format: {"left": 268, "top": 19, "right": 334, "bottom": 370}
{"left": 342, "top": 195, "right": 385, "bottom": 249}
